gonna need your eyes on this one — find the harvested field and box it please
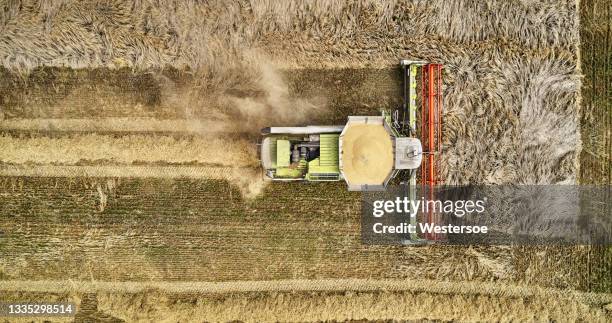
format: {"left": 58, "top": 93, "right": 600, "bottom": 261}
{"left": 579, "top": 0, "right": 611, "bottom": 184}
{"left": 0, "top": 134, "right": 258, "bottom": 166}
{"left": 0, "top": 177, "right": 609, "bottom": 320}
{"left": 1, "top": 280, "right": 611, "bottom": 322}
{"left": 0, "top": 0, "right": 609, "bottom": 321}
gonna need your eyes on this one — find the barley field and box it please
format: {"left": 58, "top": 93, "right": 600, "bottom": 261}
{"left": 0, "top": 0, "right": 610, "bottom": 321}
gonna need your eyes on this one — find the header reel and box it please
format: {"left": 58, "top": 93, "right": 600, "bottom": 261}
{"left": 396, "top": 60, "right": 445, "bottom": 243}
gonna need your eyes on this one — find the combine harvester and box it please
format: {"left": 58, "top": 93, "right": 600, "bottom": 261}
{"left": 260, "top": 60, "right": 443, "bottom": 192}
{"left": 260, "top": 60, "right": 444, "bottom": 243}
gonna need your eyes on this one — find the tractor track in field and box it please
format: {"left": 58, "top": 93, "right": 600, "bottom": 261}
{"left": 0, "top": 67, "right": 397, "bottom": 123}
{"left": 0, "top": 118, "right": 241, "bottom": 136}
{"left": 0, "top": 164, "right": 250, "bottom": 180}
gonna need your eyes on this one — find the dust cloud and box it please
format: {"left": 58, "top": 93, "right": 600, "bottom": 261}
{"left": 224, "top": 61, "right": 325, "bottom": 133}
{"left": 161, "top": 53, "right": 326, "bottom": 198}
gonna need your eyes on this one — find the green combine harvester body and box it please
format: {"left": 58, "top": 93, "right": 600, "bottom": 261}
{"left": 260, "top": 113, "right": 423, "bottom": 191}
{"left": 260, "top": 60, "right": 442, "bottom": 194}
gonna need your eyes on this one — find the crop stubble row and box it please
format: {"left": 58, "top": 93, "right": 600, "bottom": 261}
{"left": 0, "top": 176, "right": 603, "bottom": 291}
